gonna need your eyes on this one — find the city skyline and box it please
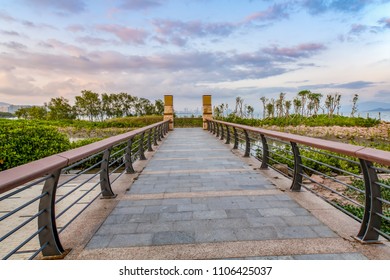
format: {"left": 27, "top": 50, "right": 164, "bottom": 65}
{"left": 0, "top": 0, "right": 389, "bottom": 111}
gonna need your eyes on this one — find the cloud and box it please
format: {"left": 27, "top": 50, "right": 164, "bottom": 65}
{"left": 0, "top": 30, "right": 21, "bottom": 36}
{"left": 0, "top": 10, "right": 16, "bottom": 22}
{"left": 349, "top": 24, "right": 368, "bottom": 35}
{"left": 77, "top": 36, "right": 113, "bottom": 46}
{"left": 152, "top": 19, "right": 236, "bottom": 46}
{"left": 298, "top": 80, "right": 377, "bottom": 90}
{"left": 96, "top": 24, "right": 148, "bottom": 44}
{"left": 379, "top": 17, "right": 390, "bottom": 28}
{"left": 335, "top": 81, "right": 376, "bottom": 89}
{"left": 302, "top": 0, "right": 375, "bottom": 14}
{"left": 0, "top": 41, "right": 27, "bottom": 50}
{"left": 244, "top": 3, "right": 290, "bottom": 22}
{"left": 119, "top": 0, "right": 164, "bottom": 10}
{"left": 67, "top": 24, "right": 85, "bottom": 32}
{"left": 23, "top": 0, "right": 86, "bottom": 13}
{"left": 262, "top": 43, "right": 326, "bottom": 59}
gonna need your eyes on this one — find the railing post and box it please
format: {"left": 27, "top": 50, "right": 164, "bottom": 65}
{"left": 147, "top": 129, "right": 153, "bottom": 152}
{"left": 290, "top": 142, "right": 303, "bottom": 191}
{"left": 157, "top": 125, "right": 162, "bottom": 142}
{"left": 38, "top": 169, "right": 65, "bottom": 257}
{"left": 153, "top": 127, "right": 158, "bottom": 146}
{"left": 243, "top": 129, "right": 250, "bottom": 157}
{"left": 233, "top": 127, "right": 238, "bottom": 149}
{"left": 125, "top": 138, "right": 135, "bottom": 174}
{"left": 100, "top": 147, "right": 116, "bottom": 198}
{"left": 260, "top": 134, "right": 269, "bottom": 169}
{"left": 139, "top": 132, "right": 147, "bottom": 160}
{"left": 216, "top": 123, "right": 220, "bottom": 137}
{"left": 356, "top": 159, "right": 382, "bottom": 242}
{"left": 220, "top": 123, "right": 224, "bottom": 140}
{"left": 225, "top": 124, "right": 230, "bottom": 144}
{"left": 212, "top": 121, "right": 216, "bottom": 134}
{"left": 160, "top": 124, "right": 165, "bottom": 139}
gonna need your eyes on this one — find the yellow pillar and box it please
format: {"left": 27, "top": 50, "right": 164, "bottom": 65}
{"left": 202, "top": 95, "right": 212, "bottom": 130}
{"left": 163, "top": 95, "right": 174, "bottom": 130}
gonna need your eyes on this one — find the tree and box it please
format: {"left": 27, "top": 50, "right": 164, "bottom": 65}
{"left": 246, "top": 105, "right": 254, "bottom": 119}
{"left": 284, "top": 100, "right": 292, "bottom": 118}
{"left": 351, "top": 94, "right": 359, "bottom": 117}
{"left": 154, "top": 99, "right": 164, "bottom": 115}
{"left": 293, "top": 98, "right": 302, "bottom": 115}
{"left": 15, "top": 107, "right": 29, "bottom": 119}
{"left": 234, "top": 96, "right": 244, "bottom": 117}
{"left": 75, "top": 90, "right": 101, "bottom": 121}
{"left": 266, "top": 101, "right": 275, "bottom": 118}
{"left": 325, "top": 93, "right": 341, "bottom": 117}
{"left": 298, "top": 90, "right": 310, "bottom": 116}
{"left": 275, "top": 93, "right": 286, "bottom": 118}
{"left": 47, "top": 97, "right": 75, "bottom": 120}
{"left": 260, "top": 96, "right": 267, "bottom": 119}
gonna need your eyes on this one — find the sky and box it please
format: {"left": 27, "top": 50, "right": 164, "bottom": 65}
{"left": 0, "top": 0, "right": 389, "bottom": 112}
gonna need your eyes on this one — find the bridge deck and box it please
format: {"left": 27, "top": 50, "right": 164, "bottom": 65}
{"left": 68, "top": 128, "right": 389, "bottom": 260}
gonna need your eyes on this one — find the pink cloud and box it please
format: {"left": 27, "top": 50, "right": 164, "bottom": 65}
{"left": 262, "top": 43, "right": 326, "bottom": 58}
{"left": 96, "top": 24, "right": 148, "bottom": 44}
{"left": 245, "top": 3, "right": 289, "bottom": 22}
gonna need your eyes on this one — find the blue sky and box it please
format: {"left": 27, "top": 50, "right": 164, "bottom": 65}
{"left": 0, "top": 0, "right": 389, "bottom": 111}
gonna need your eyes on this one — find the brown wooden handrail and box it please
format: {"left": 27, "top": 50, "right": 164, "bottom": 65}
{"left": 208, "top": 118, "right": 390, "bottom": 166}
{"left": 0, "top": 120, "right": 169, "bottom": 195}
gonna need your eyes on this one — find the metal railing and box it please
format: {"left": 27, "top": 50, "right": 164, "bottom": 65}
{"left": 0, "top": 120, "right": 169, "bottom": 260}
{"left": 207, "top": 119, "right": 390, "bottom": 242}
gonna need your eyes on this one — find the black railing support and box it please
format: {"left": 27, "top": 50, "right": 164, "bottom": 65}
{"left": 147, "top": 129, "right": 153, "bottom": 152}
{"left": 260, "top": 134, "right": 269, "bottom": 169}
{"left": 125, "top": 138, "right": 135, "bottom": 174}
{"left": 153, "top": 127, "right": 158, "bottom": 146}
{"left": 220, "top": 123, "right": 224, "bottom": 140}
{"left": 356, "top": 159, "right": 382, "bottom": 242}
{"left": 139, "top": 132, "right": 147, "bottom": 160}
{"left": 160, "top": 124, "right": 164, "bottom": 139}
{"left": 100, "top": 147, "right": 116, "bottom": 198}
{"left": 38, "top": 169, "right": 65, "bottom": 257}
{"left": 216, "top": 123, "right": 220, "bottom": 137}
{"left": 225, "top": 124, "right": 230, "bottom": 144}
{"left": 243, "top": 129, "right": 250, "bottom": 157}
{"left": 233, "top": 127, "right": 238, "bottom": 149}
{"left": 290, "top": 142, "right": 303, "bottom": 191}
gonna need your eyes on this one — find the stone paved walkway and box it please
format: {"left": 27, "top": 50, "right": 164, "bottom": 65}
{"left": 74, "top": 128, "right": 385, "bottom": 259}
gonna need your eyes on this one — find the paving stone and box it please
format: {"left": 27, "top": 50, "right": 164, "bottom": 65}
{"left": 177, "top": 203, "right": 209, "bottom": 212}
{"left": 109, "top": 233, "right": 153, "bottom": 247}
{"left": 226, "top": 209, "right": 261, "bottom": 218}
{"left": 111, "top": 206, "right": 145, "bottom": 215}
{"left": 259, "top": 208, "right": 296, "bottom": 217}
{"left": 275, "top": 226, "right": 319, "bottom": 239}
{"left": 247, "top": 216, "right": 288, "bottom": 227}
{"left": 86, "top": 235, "right": 112, "bottom": 249}
{"left": 160, "top": 212, "right": 193, "bottom": 221}
{"left": 193, "top": 210, "right": 227, "bottom": 220}
{"left": 136, "top": 222, "right": 174, "bottom": 233}
{"left": 95, "top": 223, "right": 139, "bottom": 235}
{"left": 282, "top": 215, "right": 323, "bottom": 226}
{"left": 144, "top": 205, "right": 177, "bottom": 214}
{"left": 234, "top": 226, "right": 278, "bottom": 241}
{"left": 310, "top": 225, "right": 338, "bottom": 238}
{"left": 152, "top": 231, "right": 195, "bottom": 245}
{"left": 195, "top": 228, "right": 238, "bottom": 243}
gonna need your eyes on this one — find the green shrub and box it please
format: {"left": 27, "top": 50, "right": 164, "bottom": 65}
{"left": 0, "top": 121, "right": 70, "bottom": 171}
{"left": 174, "top": 118, "right": 203, "bottom": 127}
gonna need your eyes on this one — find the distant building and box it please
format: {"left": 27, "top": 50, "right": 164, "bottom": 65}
{"left": 0, "top": 104, "right": 32, "bottom": 114}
